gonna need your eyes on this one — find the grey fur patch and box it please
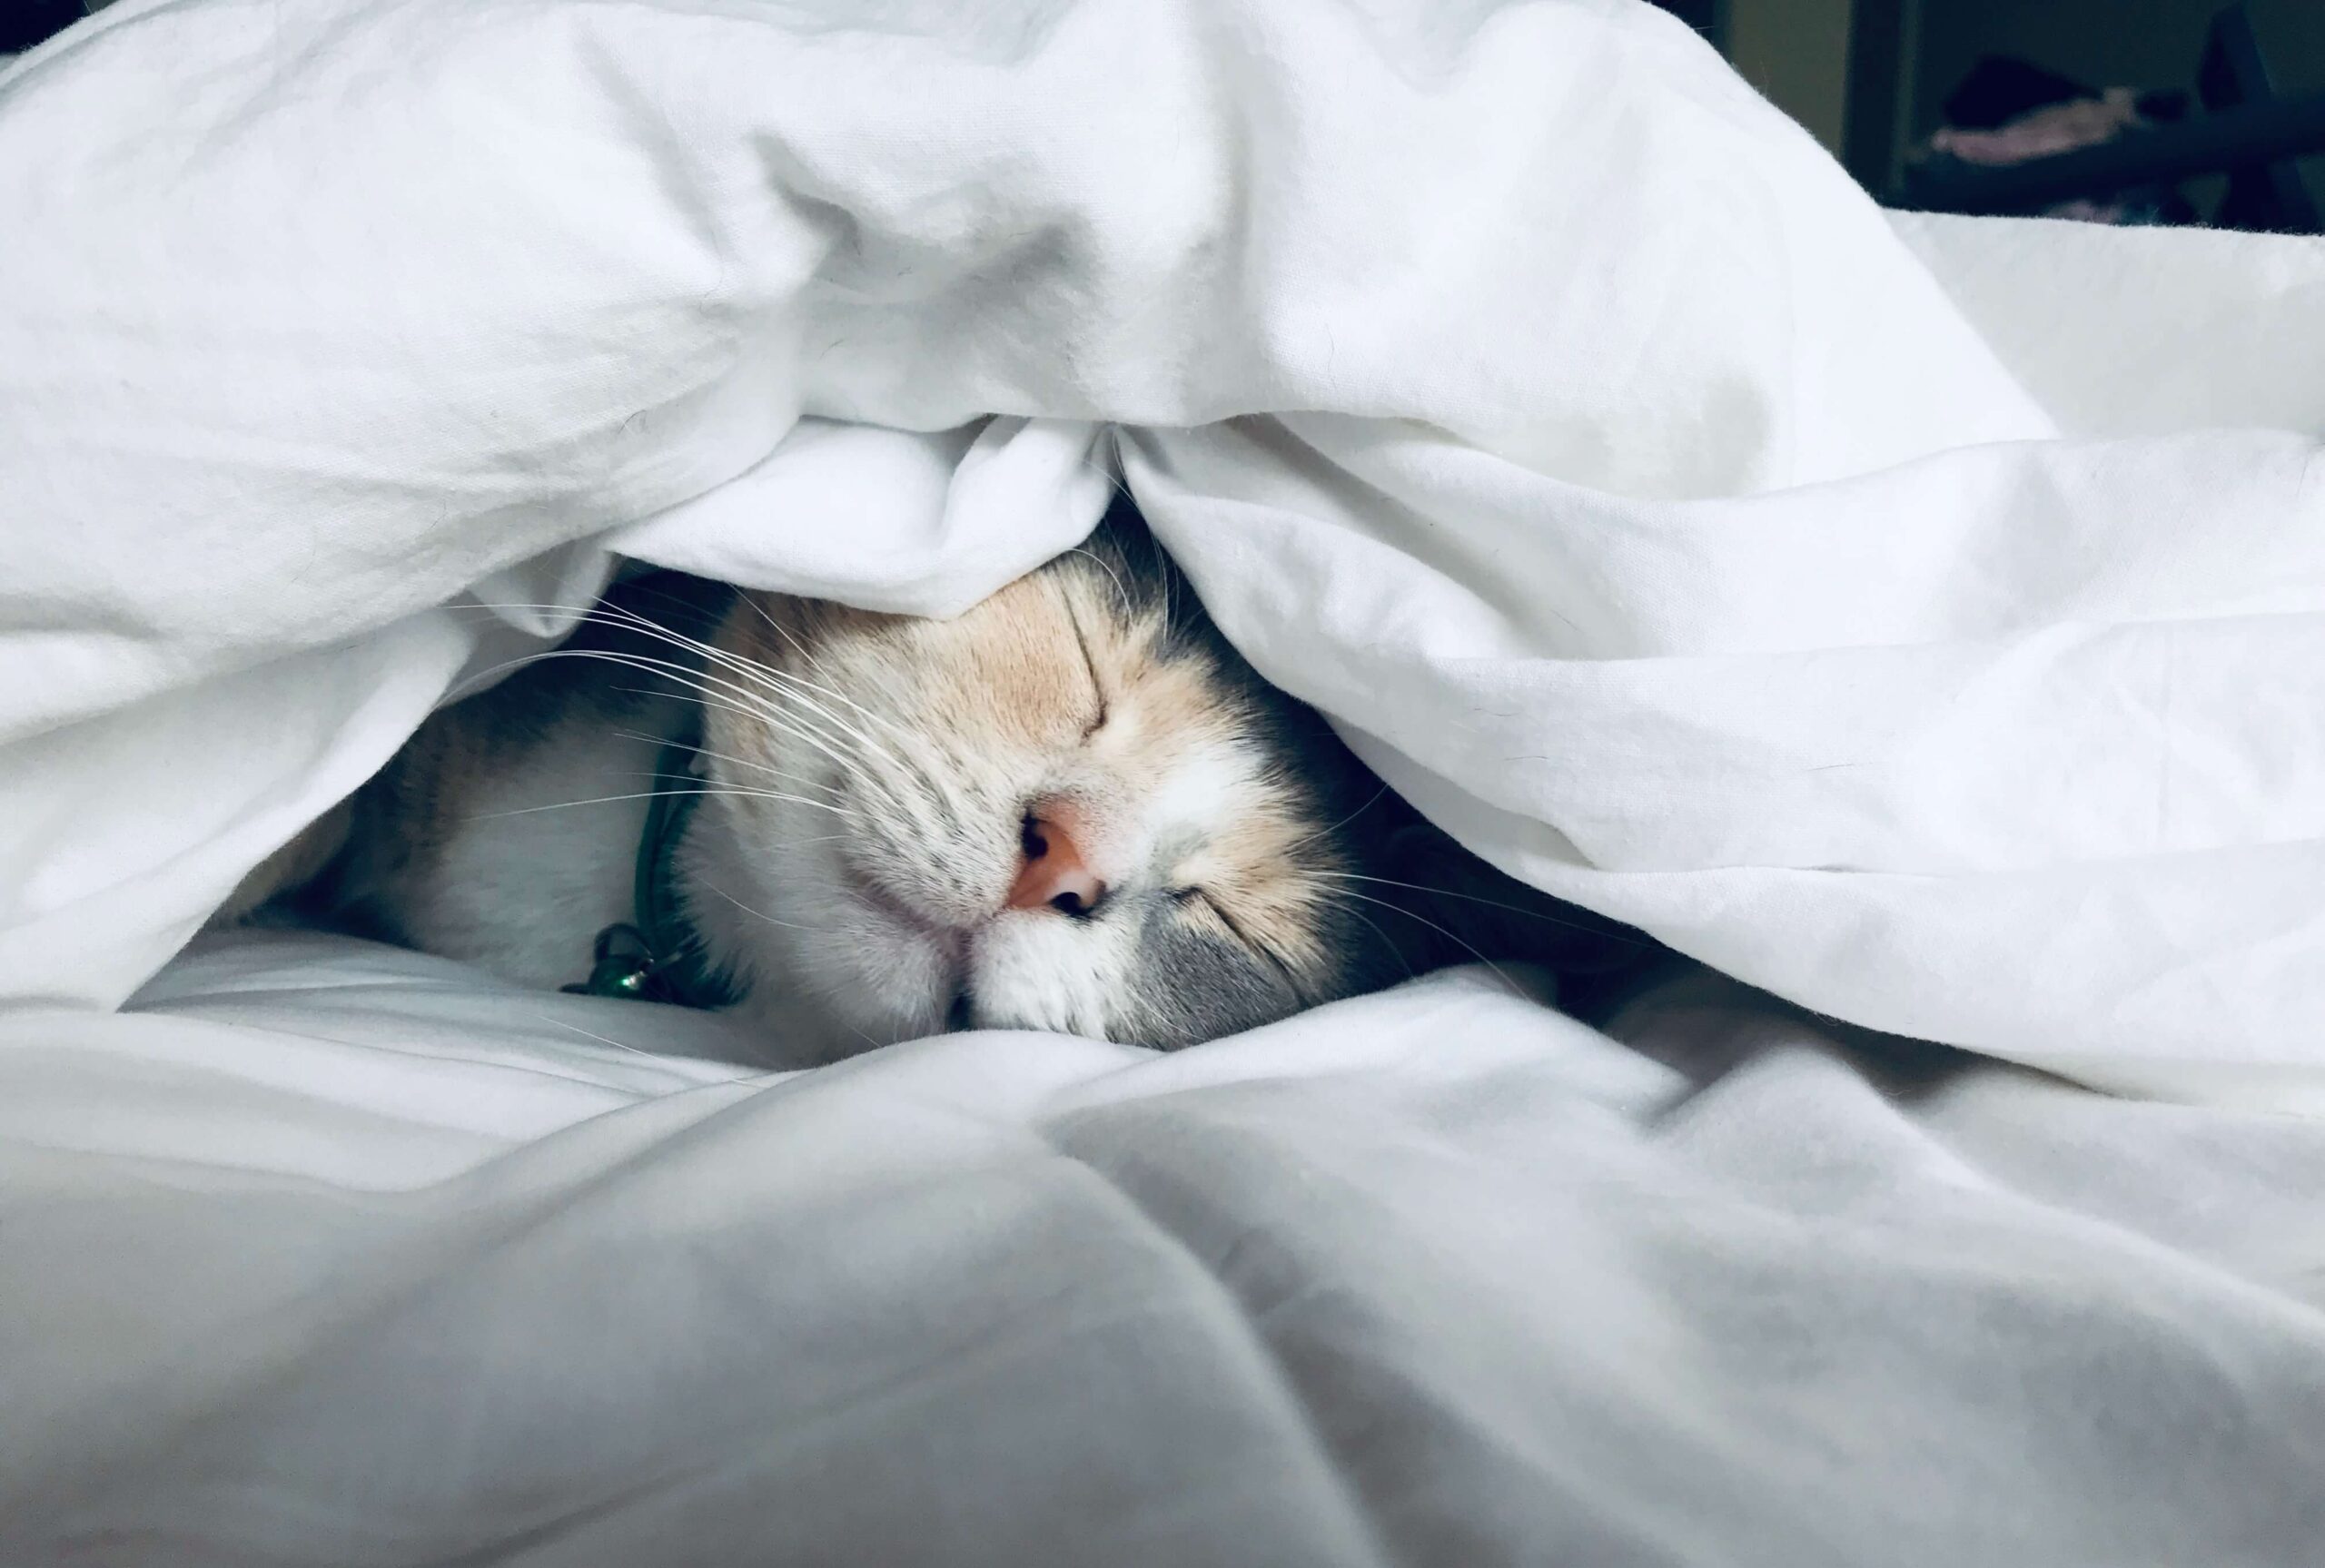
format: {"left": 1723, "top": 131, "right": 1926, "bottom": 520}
{"left": 1125, "top": 907, "right": 1301, "bottom": 1050}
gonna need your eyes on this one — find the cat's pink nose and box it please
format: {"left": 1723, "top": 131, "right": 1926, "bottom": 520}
{"left": 1009, "top": 809, "right": 1107, "bottom": 916}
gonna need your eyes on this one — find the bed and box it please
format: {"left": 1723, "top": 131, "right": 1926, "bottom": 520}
{"left": 4, "top": 0, "right": 2323, "bottom": 1562}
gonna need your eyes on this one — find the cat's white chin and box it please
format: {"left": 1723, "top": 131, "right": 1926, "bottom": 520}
{"left": 742, "top": 894, "right": 1133, "bottom": 1060}
{"left": 964, "top": 913, "right": 1133, "bottom": 1040}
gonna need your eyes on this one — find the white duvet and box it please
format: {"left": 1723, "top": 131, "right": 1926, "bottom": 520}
{"left": 4, "top": 0, "right": 2324, "bottom": 1561}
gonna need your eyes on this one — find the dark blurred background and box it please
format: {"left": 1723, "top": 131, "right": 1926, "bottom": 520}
{"left": 1656, "top": 0, "right": 2321, "bottom": 230}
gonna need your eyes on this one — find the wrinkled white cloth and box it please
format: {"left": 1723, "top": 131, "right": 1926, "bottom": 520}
{"left": 5, "top": 0, "right": 2325, "bottom": 1559}
{"left": 4, "top": 0, "right": 2321, "bottom": 1103}
{"left": 5, "top": 932, "right": 2325, "bottom": 1566}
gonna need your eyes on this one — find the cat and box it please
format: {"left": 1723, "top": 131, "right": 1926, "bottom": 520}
{"left": 233, "top": 499, "right": 1648, "bottom": 1064}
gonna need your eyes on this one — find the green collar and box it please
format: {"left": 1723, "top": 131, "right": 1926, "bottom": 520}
{"left": 563, "top": 735, "right": 734, "bottom": 1010}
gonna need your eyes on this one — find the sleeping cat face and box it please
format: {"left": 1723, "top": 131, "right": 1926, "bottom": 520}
{"left": 681, "top": 512, "right": 1407, "bottom": 1059}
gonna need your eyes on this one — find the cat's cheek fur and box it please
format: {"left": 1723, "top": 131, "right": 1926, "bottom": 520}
{"left": 687, "top": 808, "right": 954, "bottom": 1060}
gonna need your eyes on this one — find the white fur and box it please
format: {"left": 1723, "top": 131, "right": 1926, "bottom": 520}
{"left": 1142, "top": 744, "right": 1248, "bottom": 836}
{"left": 969, "top": 911, "right": 1137, "bottom": 1038}
{"left": 411, "top": 726, "right": 658, "bottom": 991}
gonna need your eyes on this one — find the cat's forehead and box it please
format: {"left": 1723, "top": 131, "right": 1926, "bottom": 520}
{"left": 742, "top": 557, "right": 1267, "bottom": 762}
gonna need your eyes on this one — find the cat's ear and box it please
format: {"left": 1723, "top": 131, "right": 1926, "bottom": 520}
{"left": 1370, "top": 817, "right": 1657, "bottom": 981}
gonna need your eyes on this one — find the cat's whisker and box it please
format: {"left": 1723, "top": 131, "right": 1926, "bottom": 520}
{"left": 528, "top": 1011, "right": 691, "bottom": 1065}
{"left": 718, "top": 641, "right": 912, "bottom": 735}
{"left": 636, "top": 662, "right": 886, "bottom": 789}
{"left": 699, "top": 880, "right": 821, "bottom": 934}
{"left": 452, "top": 647, "right": 801, "bottom": 767}
{"left": 743, "top": 686, "right": 900, "bottom": 779}
{"left": 1334, "top": 902, "right": 1419, "bottom": 986}
{"left": 720, "top": 595, "right": 928, "bottom": 760}
{"left": 459, "top": 602, "right": 939, "bottom": 808}
{"left": 1311, "top": 885, "right": 1519, "bottom": 993}
{"left": 440, "top": 646, "right": 588, "bottom": 703}
{"left": 459, "top": 618, "right": 925, "bottom": 840}
{"left": 1282, "top": 783, "right": 1391, "bottom": 858}
{"left": 1064, "top": 546, "right": 1135, "bottom": 622}
{"left": 703, "top": 678, "right": 897, "bottom": 786}
{"left": 481, "top": 643, "right": 766, "bottom": 721}
{"left": 589, "top": 599, "right": 921, "bottom": 766}
{"left": 547, "top": 653, "right": 881, "bottom": 794}
{"left": 533, "top": 984, "right": 796, "bottom": 1073}
{"left": 608, "top": 724, "right": 844, "bottom": 804}
{"left": 456, "top": 600, "right": 903, "bottom": 776}
{"left": 465, "top": 787, "right": 851, "bottom": 823}
{"left": 735, "top": 684, "right": 905, "bottom": 806}
{"left": 634, "top": 773, "right": 855, "bottom": 817}
{"left": 1074, "top": 439, "right": 1137, "bottom": 508}
{"left": 747, "top": 676, "right": 925, "bottom": 787}
{"left": 714, "top": 600, "right": 922, "bottom": 759}
{"left": 1311, "top": 871, "right": 1650, "bottom": 944}
{"left": 733, "top": 588, "right": 819, "bottom": 663}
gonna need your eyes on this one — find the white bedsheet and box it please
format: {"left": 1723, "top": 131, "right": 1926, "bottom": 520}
{"left": 5, "top": 933, "right": 2323, "bottom": 1564}
{"left": 4, "top": 0, "right": 2325, "bottom": 1560}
